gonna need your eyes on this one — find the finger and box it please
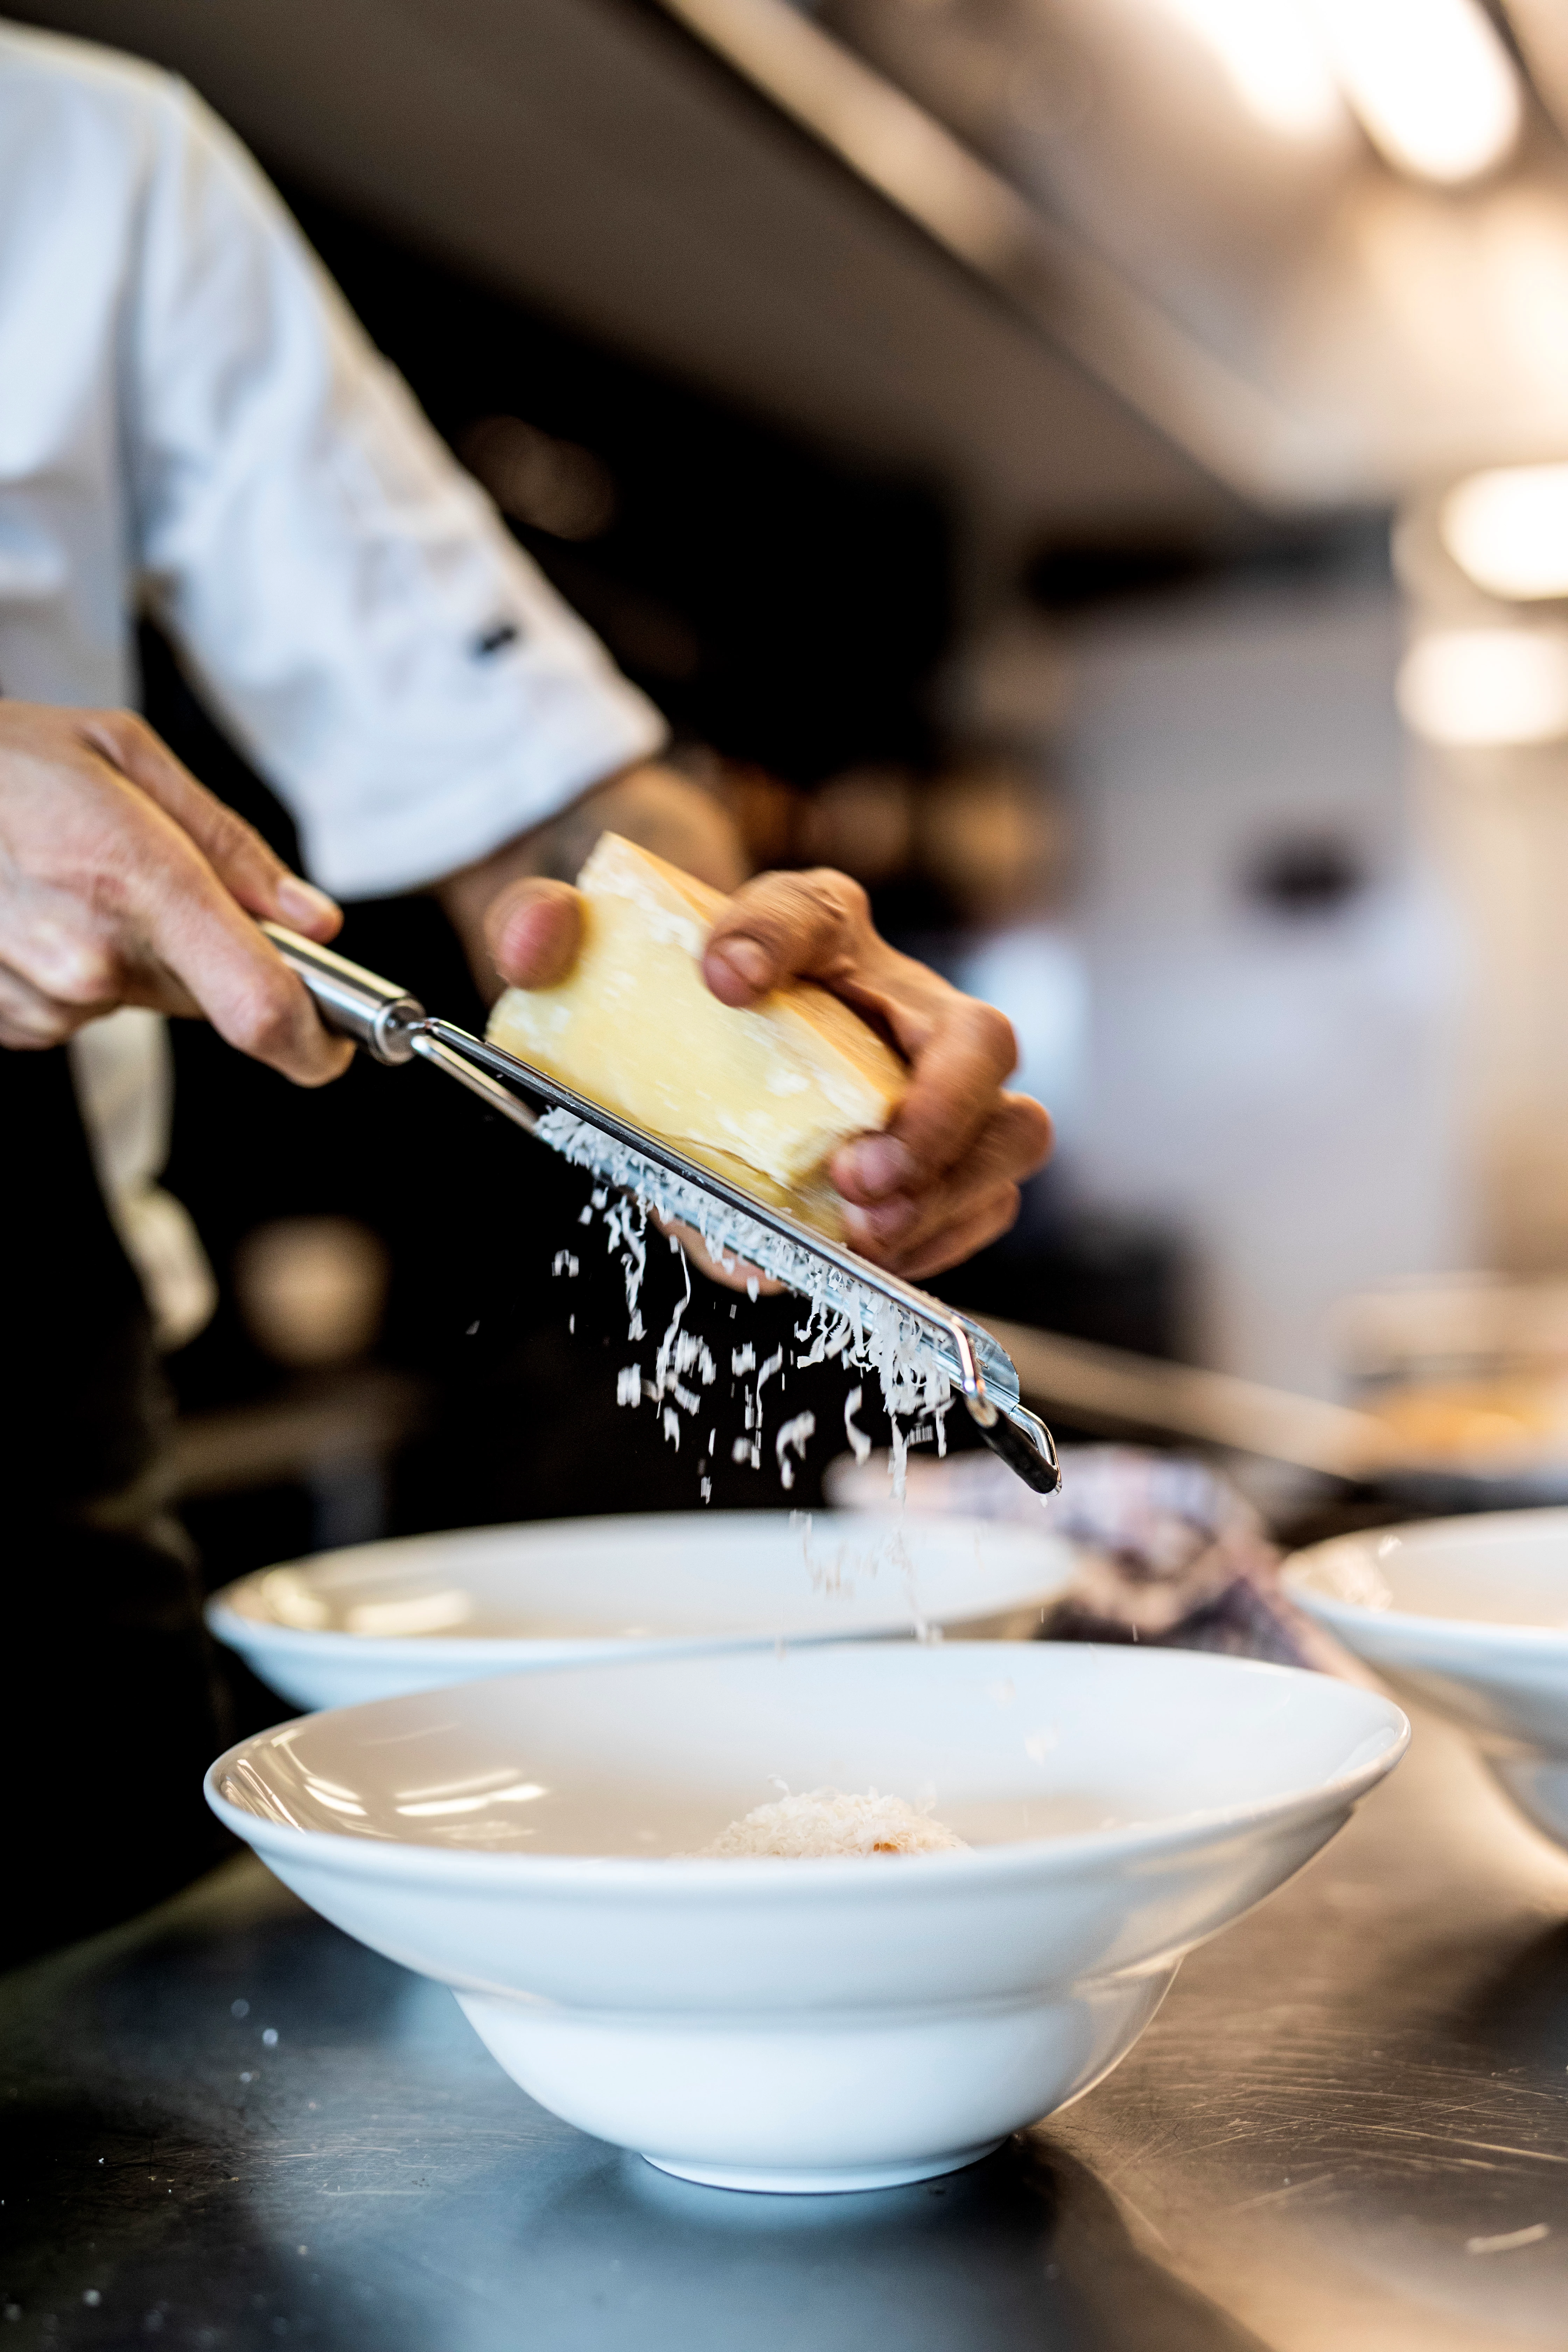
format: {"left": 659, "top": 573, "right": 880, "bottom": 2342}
{"left": 2, "top": 742, "right": 350, "bottom": 1085}
{"left": 839, "top": 1001, "right": 1025, "bottom": 1198}
{"left": 113, "top": 809, "right": 355, "bottom": 1086}
{"left": 486, "top": 877, "right": 583, "bottom": 989}
{"left": 0, "top": 890, "right": 122, "bottom": 1012}
{"left": 0, "top": 960, "right": 107, "bottom": 1045}
{"left": 841, "top": 1097, "right": 1045, "bottom": 1264}
{"left": 851, "top": 1184, "right": 1021, "bottom": 1282}
{"left": 6, "top": 912, "right": 206, "bottom": 1023}
{"left": 836, "top": 1091, "right": 1051, "bottom": 1233}
{"left": 702, "top": 869, "right": 869, "bottom": 1006}
{"left": 77, "top": 709, "right": 342, "bottom": 941}
{"left": 842, "top": 1118, "right": 1026, "bottom": 1259}
{"left": 895, "top": 1188, "right": 1023, "bottom": 1281}
{"left": 0, "top": 1014, "right": 58, "bottom": 1049}
{"left": 1, "top": 882, "right": 209, "bottom": 1022}
{"left": 8, "top": 886, "right": 346, "bottom": 1082}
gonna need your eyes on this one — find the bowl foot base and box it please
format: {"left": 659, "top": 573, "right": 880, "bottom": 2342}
{"left": 641, "top": 2139, "right": 1007, "bottom": 2195}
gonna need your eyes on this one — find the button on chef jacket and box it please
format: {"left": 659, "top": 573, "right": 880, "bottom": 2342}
{"left": 0, "top": 21, "right": 668, "bottom": 1410}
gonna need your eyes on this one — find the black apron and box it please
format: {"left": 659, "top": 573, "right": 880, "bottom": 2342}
{"left": 0, "top": 1045, "right": 230, "bottom": 1969}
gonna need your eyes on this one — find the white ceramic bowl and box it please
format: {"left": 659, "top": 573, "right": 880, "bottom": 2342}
{"left": 1283, "top": 1506, "right": 1568, "bottom": 1851}
{"left": 206, "top": 1510, "right": 1075, "bottom": 1712}
{"left": 206, "top": 1642, "right": 1407, "bottom": 2194}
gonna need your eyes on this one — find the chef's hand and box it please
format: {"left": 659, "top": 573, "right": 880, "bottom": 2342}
{"left": 0, "top": 701, "right": 351, "bottom": 1083}
{"left": 484, "top": 863, "right": 1053, "bottom": 1282}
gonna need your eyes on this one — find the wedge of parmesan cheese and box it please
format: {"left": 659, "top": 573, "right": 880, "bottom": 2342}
{"left": 487, "top": 833, "right": 906, "bottom": 1238}
{"left": 686, "top": 1788, "right": 968, "bottom": 1859}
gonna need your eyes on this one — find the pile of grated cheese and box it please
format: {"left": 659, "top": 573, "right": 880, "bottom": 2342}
{"left": 686, "top": 1788, "right": 968, "bottom": 1859}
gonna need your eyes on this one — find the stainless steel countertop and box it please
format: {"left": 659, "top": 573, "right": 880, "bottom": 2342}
{"left": 3, "top": 1701, "right": 1566, "bottom": 2351}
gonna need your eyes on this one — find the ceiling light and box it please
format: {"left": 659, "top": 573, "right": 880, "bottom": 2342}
{"left": 1308, "top": 0, "right": 1522, "bottom": 185}
{"left": 660, "top": 0, "right": 1023, "bottom": 272}
{"left": 1154, "top": 0, "right": 1346, "bottom": 140}
{"left": 1440, "top": 464, "right": 1568, "bottom": 601}
{"left": 1398, "top": 627, "right": 1568, "bottom": 747}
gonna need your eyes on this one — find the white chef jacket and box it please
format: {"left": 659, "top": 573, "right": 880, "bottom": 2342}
{"left": 0, "top": 21, "right": 667, "bottom": 1344}
{"left": 0, "top": 19, "right": 665, "bottom": 894}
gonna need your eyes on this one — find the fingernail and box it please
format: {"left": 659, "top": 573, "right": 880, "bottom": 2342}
{"left": 846, "top": 1135, "right": 915, "bottom": 1199}
{"left": 713, "top": 938, "right": 773, "bottom": 991}
{"left": 276, "top": 876, "right": 340, "bottom": 930}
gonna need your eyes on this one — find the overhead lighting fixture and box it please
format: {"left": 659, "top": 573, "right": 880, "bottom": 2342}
{"left": 1398, "top": 627, "right": 1568, "bottom": 747}
{"left": 1308, "top": 0, "right": 1523, "bottom": 185}
{"left": 1154, "top": 0, "right": 1346, "bottom": 141}
{"left": 1440, "top": 463, "right": 1568, "bottom": 601}
{"left": 659, "top": 0, "right": 1024, "bottom": 274}
{"left": 657, "top": 0, "right": 1328, "bottom": 500}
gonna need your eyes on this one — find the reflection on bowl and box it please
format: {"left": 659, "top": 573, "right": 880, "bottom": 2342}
{"left": 1283, "top": 1508, "right": 1568, "bottom": 1850}
{"left": 206, "top": 1643, "right": 1407, "bottom": 2194}
{"left": 205, "top": 1511, "right": 1077, "bottom": 1712}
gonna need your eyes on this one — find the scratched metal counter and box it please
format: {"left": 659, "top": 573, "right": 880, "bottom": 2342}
{"left": 4, "top": 1700, "right": 1567, "bottom": 2351}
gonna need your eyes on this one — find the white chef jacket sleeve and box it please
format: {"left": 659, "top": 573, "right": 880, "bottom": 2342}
{"left": 124, "top": 78, "right": 667, "bottom": 900}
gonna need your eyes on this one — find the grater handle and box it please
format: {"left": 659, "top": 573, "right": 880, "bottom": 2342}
{"left": 262, "top": 922, "right": 425, "bottom": 1065}
{"left": 947, "top": 1313, "right": 1061, "bottom": 1494}
{"left": 969, "top": 1399, "right": 1061, "bottom": 1496}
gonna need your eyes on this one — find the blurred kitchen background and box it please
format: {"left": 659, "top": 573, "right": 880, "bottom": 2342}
{"left": 21, "top": 0, "right": 1568, "bottom": 1584}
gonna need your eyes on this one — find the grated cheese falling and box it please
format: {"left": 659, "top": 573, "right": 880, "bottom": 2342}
{"left": 843, "top": 1384, "right": 872, "bottom": 1466}
{"left": 539, "top": 1109, "right": 951, "bottom": 1489}
{"left": 774, "top": 1410, "right": 816, "bottom": 1490}
{"left": 684, "top": 1788, "right": 968, "bottom": 1858}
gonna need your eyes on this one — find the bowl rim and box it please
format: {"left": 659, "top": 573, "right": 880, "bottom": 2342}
{"left": 1282, "top": 1505, "right": 1568, "bottom": 1646}
{"left": 204, "top": 1508, "right": 1075, "bottom": 1664}
{"left": 203, "top": 1600, "right": 1062, "bottom": 1668}
{"left": 203, "top": 1644, "right": 1410, "bottom": 1894}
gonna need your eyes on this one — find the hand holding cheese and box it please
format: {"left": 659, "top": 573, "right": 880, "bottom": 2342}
{"left": 485, "top": 837, "right": 1053, "bottom": 1280}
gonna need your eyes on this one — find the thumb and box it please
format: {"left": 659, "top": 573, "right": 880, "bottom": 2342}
{"left": 486, "top": 877, "right": 584, "bottom": 989}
